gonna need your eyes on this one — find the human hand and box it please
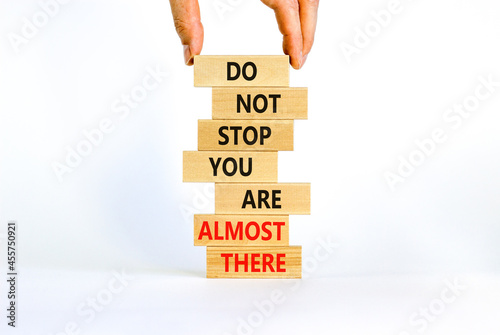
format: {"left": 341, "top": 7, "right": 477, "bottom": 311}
{"left": 168, "top": 0, "right": 319, "bottom": 69}
{"left": 260, "top": 0, "right": 319, "bottom": 69}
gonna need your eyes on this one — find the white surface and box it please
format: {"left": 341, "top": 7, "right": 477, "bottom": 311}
{"left": 1, "top": 0, "right": 500, "bottom": 334}
{"left": 8, "top": 268, "right": 500, "bottom": 335}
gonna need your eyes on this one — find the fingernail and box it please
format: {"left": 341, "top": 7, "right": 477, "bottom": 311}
{"left": 301, "top": 53, "right": 308, "bottom": 68}
{"left": 298, "top": 51, "right": 303, "bottom": 69}
{"left": 183, "top": 45, "right": 193, "bottom": 65}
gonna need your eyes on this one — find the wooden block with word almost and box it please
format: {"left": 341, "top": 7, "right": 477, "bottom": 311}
{"left": 215, "top": 183, "right": 310, "bottom": 215}
{"left": 198, "top": 120, "right": 293, "bottom": 151}
{"left": 194, "top": 55, "right": 289, "bottom": 87}
{"left": 194, "top": 215, "right": 289, "bottom": 246}
{"left": 207, "top": 246, "right": 301, "bottom": 278}
{"left": 183, "top": 151, "right": 278, "bottom": 183}
{"left": 212, "top": 87, "right": 308, "bottom": 120}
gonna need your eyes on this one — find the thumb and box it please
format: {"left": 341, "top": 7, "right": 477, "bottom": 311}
{"left": 169, "top": 0, "right": 204, "bottom": 65}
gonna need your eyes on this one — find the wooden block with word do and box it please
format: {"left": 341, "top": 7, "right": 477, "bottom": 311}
{"left": 183, "top": 151, "right": 278, "bottom": 183}
{"left": 206, "top": 246, "right": 301, "bottom": 278}
{"left": 194, "top": 55, "right": 289, "bottom": 87}
{"left": 194, "top": 214, "right": 289, "bottom": 246}
{"left": 198, "top": 120, "right": 293, "bottom": 151}
{"left": 212, "top": 87, "right": 308, "bottom": 120}
{"left": 215, "top": 183, "right": 311, "bottom": 215}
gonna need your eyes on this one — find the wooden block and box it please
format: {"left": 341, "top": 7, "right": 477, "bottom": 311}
{"left": 215, "top": 183, "right": 310, "bottom": 215}
{"left": 194, "top": 215, "right": 289, "bottom": 246}
{"left": 198, "top": 120, "right": 293, "bottom": 151}
{"left": 212, "top": 87, "right": 307, "bottom": 120}
{"left": 183, "top": 151, "right": 278, "bottom": 182}
{"left": 207, "top": 246, "right": 301, "bottom": 278}
{"left": 194, "top": 55, "right": 289, "bottom": 87}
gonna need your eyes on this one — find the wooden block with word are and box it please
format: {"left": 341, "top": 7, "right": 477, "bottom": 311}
{"left": 215, "top": 183, "right": 310, "bottom": 215}
{"left": 194, "top": 215, "right": 289, "bottom": 246}
{"left": 183, "top": 151, "right": 278, "bottom": 183}
{"left": 212, "top": 87, "right": 308, "bottom": 120}
{"left": 207, "top": 246, "right": 301, "bottom": 279}
{"left": 194, "top": 55, "right": 289, "bottom": 87}
{"left": 198, "top": 120, "right": 293, "bottom": 151}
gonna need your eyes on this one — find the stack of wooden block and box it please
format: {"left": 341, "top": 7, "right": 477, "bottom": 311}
{"left": 183, "top": 55, "right": 310, "bottom": 278}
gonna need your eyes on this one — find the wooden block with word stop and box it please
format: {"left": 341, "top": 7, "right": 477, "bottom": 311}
{"left": 194, "top": 214, "right": 289, "bottom": 246}
{"left": 198, "top": 120, "right": 294, "bottom": 151}
{"left": 212, "top": 87, "right": 307, "bottom": 120}
{"left": 207, "top": 246, "right": 301, "bottom": 278}
{"left": 183, "top": 151, "right": 278, "bottom": 182}
{"left": 194, "top": 55, "right": 289, "bottom": 87}
{"left": 215, "top": 183, "right": 311, "bottom": 215}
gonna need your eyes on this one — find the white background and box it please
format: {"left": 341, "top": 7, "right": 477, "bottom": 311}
{"left": 1, "top": 0, "right": 499, "bottom": 334}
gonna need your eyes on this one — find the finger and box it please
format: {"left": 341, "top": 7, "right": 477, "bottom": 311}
{"left": 169, "top": 0, "right": 204, "bottom": 65}
{"left": 298, "top": 0, "right": 319, "bottom": 65}
{"left": 264, "top": 0, "right": 303, "bottom": 69}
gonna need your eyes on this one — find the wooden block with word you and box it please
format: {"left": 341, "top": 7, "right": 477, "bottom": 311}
{"left": 194, "top": 214, "right": 289, "bottom": 246}
{"left": 207, "top": 246, "right": 301, "bottom": 278}
{"left": 183, "top": 151, "right": 278, "bottom": 183}
{"left": 194, "top": 55, "right": 289, "bottom": 87}
{"left": 215, "top": 183, "right": 311, "bottom": 215}
{"left": 212, "top": 87, "right": 308, "bottom": 120}
{"left": 198, "top": 120, "right": 294, "bottom": 151}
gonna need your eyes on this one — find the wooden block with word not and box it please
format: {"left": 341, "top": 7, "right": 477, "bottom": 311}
{"left": 194, "top": 215, "right": 289, "bottom": 246}
{"left": 212, "top": 87, "right": 308, "bottom": 120}
{"left": 194, "top": 55, "right": 289, "bottom": 87}
{"left": 183, "top": 151, "right": 278, "bottom": 183}
{"left": 198, "top": 120, "right": 293, "bottom": 151}
{"left": 215, "top": 183, "right": 310, "bottom": 215}
{"left": 207, "top": 246, "right": 301, "bottom": 278}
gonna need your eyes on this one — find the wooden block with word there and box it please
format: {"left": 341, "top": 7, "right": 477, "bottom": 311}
{"left": 215, "top": 183, "right": 310, "bottom": 215}
{"left": 207, "top": 246, "right": 301, "bottom": 278}
{"left": 198, "top": 120, "right": 293, "bottom": 151}
{"left": 194, "top": 55, "right": 289, "bottom": 87}
{"left": 212, "top": 87, "right": 308, "bottom": 120}
{"left": 194, "top": 214, "right": 289, "bottom": 246}
{"left": 183, "top": 151, "right": 278, "bottom": 183}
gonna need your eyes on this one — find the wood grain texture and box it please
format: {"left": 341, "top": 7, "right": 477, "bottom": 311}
{"left": 198, "top": 120, "right": 293, "bottom": 151}
{"left": 215, "top": 183, "right": 311, "bottom": 215}
{"left": 194, "top": 55, "right": 289, "bottom": 87}
{"left": 212, "top": 87, "right": 307, "bottom": 120}
{"left": 207, "top": 246, "right": 301, "bottom": 278}
{"left": 194, "top": 214, "right": 289, "bottom": 246}
{"left": 183, "top": 151, "right": 278, "bottom": 182}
